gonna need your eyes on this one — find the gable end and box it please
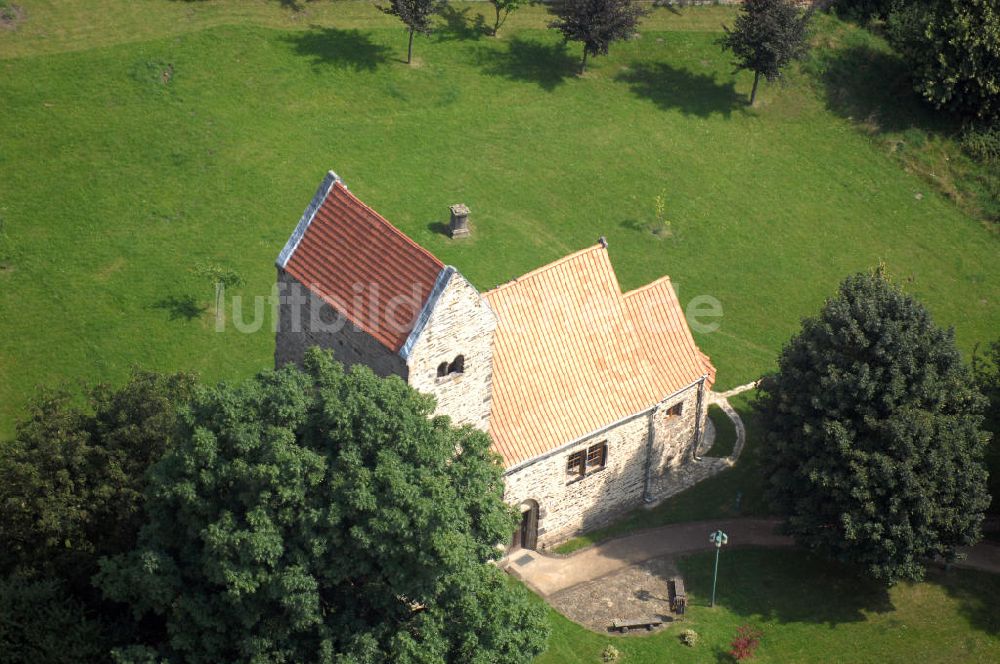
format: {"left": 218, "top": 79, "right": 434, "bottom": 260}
{"left": 276, "top": 170, "right": 341, "bottom": 269}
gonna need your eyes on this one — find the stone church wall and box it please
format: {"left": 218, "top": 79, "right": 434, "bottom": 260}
{"left": 274, "top": 269, "right": 408, "bottom": 378}
{"left": 406, "top": 271, "right": 496, "bottom": 431}
{"left": 503, "top": 379, "right": 710, "bottom": 549}
{"left": 503, "top": 413, "right": 651, "bottom": 548}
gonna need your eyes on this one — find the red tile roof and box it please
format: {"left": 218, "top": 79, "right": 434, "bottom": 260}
{"left": 278, "top": 173, "right": 444, "bottom": 352}
{"left": 485, "top": 245, "right": 715, "bottom": 468}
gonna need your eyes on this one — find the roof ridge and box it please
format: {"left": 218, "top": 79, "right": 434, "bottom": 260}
{"left": 332, "top": 182, "right": 444, "bottom": 270}
{"left": 622, "top": 275, "right": 673, "bottom": 299}
{"left": 485, "top": 243, "right": 607, "bottom": 296}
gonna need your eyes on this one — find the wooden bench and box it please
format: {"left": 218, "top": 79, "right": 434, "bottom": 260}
{"left": 611, "top": 617, "right": 663, "bottom": 633}
{"left": 670, "top": 577, "right": 687, "bottom": 615}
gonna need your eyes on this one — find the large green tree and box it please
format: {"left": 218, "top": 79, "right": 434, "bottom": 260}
{"left": 756, "top": 268, "right": 990, "bottom": 583}
{"left": 972, "top": 339, "right": 1000, "bottom": 514}
{"left": 547, "top": 0, "right": 649, "bottom": 74}
{"left": 0, "top": 576, "right": 106, "bottom": 664}
{"left": 0, "top": 369, "right": 196, "bottom": 588}
{"left": 888, "top": 0, "right": 1000, "bottom": 122}
{"left": 99, "top": 349, "right": 548, "bottom": 663}
{"left": 0, "top": 370, "right": 196, "bottom": 661}
{"left": 719, "top": 0, "right": 813, "bottom": 105}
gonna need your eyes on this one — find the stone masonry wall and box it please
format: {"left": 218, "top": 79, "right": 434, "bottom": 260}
{"left": 648, "top": 380, "right": 712, "bottom": 500}
{"left": 503, "top": 381, "right": 710, "bottom": 549}
{"left": 407, "top": 271, "right": 496, "bottom": 431}
{"left": 274, "top": 269, "right": 408, "bottom": 378}
{"left": 503, "top": 414, "right": 651, "bottom": 549}
{"left": 650, "top": 382, "right": 701, "bottom": 476}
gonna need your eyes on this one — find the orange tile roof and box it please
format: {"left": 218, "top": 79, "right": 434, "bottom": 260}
{"left": 277, "top": 173, "right": 444, "bottom": 352}
{"left": 485, "top": 245, "right": 715, "bottom": 468}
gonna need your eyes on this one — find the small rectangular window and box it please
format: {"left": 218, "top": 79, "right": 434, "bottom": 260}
{"left": 567, "top": 442, "right": 607, "bottom": 481}
{"left": 586, "top": 442, "right": 607, "bottom": 471}
{"left": 665, "top": 403, "right": 683, "bottom": 418}
{"left": 567, "top": 451, "right": 585, "bottom": 477}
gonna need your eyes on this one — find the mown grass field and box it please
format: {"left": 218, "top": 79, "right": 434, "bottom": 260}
{"left": 2, "top": 3, "right": 998, "bottom": 661}
{"left": 536, "top": 548, "right": 1000, "bottom": 664}
{"left": 1, "top": 1, "right": 997, "bottom": 439}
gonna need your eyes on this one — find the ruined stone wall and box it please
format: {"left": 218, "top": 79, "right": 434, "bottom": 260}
{"left": 274, "top": 269, "right": 408, "bottom": 378}
{"left": 406, "top": 271, "right": 496, "bottom": 431}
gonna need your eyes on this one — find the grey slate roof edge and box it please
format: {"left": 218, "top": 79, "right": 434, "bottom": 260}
{"left": 399, "top": 266, "right": 455, "bottom": 360}
{"left": 276, "top": 170, "right": 341, "bottom": 269}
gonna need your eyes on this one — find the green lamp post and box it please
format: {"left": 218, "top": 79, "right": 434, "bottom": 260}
{"left": 709, "top": 529, "right": 728, "bottom": 607}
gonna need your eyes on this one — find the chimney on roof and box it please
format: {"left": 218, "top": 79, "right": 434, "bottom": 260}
{"left": 598, "top": 236, "right": 608, "bottom": 248}
{"left": 450, "top": 204, "right": 470, "bottom": 238}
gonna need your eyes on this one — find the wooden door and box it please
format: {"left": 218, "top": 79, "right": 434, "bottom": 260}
{"left": 521, "top": 503, "right": 538, "bottom": 550}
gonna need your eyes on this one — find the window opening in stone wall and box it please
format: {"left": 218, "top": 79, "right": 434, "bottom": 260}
{"left": 665, "top": 402, "right": 683, "bottom": 418}
{"left": 567, "top": 442, "right": 607, "bottom": 481}
{"left": 437, "top": 355, "right": 465, "bottom": 379}
{"left": 586, "top": 442, "right": 607, "bottom": 472}
{"left": 567, "top": 450, "right": 585, "bottom": 477}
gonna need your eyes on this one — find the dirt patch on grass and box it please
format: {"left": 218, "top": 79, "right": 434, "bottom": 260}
{"left": 95, "top": 257, "right": 126, "bottom": 282}
{"left": 0, "top": 3, "right": 26, "bottom": 31}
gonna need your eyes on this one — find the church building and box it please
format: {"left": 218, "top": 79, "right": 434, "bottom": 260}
{"left": 275, "top": 171, "right": 717, "bottom": 549}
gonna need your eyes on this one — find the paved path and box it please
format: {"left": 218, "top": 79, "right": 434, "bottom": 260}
{"left": 504, "top": 518, "right": 1000, "bottom": 597}
{"left": 954, "top": 540, "right": 1000, "bottom": 575}
{"left": 505, "top": 518, "right": 792, "bottom": 597}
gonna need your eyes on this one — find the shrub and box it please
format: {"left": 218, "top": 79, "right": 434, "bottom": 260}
{"left": 601, "top": 644, "right": 621, "bottom": 662}
{"left": 679, "top": 628, "right": 699, "bottom": 647}
{"left": 961, "top": 125, "right": 1000, "bottom": 164}
{"left": 832, "top": 0, "right": 895, "bottom": 22}
{"left": 729, "top": 624, "right": 763, "bottom": 661}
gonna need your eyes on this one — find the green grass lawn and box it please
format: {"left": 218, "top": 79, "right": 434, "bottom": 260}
{"left": 1, "top": 2, "right": 998, "bottom": 438}
{"left": 705, "top": 402, "right": 738, "bottom": 457}
{"left": 535, "top": 548, "right": 1000, "bottom": 663}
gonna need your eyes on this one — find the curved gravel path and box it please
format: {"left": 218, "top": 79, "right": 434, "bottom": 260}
{"left": 505, "top": 517, "right": 1000, "bottom": 598}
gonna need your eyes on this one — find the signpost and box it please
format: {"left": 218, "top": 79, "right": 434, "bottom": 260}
{"left": 709, "top": 529, "right": 728, "bottom": 607}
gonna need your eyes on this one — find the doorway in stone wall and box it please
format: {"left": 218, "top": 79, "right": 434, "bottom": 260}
{"left": 512, "top": 500, "right": 539, "bottom": 551}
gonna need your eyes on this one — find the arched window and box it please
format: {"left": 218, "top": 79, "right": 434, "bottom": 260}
{"left": 436, "top": 355, "right": 465, "bottom": 379}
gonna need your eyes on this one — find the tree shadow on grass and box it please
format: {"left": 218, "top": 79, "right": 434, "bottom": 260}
{"left": 152, "top": 295, "right": 206, "bottom": 321}
{"left": 807, "top": 43, "right": 952, "bottom": 135}
{"left": 434, "top": 4, "right": 487, "bottom": 42}
{"left": 615, "top": 62, "right": 744, "bottom": 118}
{"left": 677, "top": 549, "right": 894, "bottom": 625}
{"left": 284, "top": 27, "right": 391, "bottom": 71}
{"left": 170, "top": 0, "right": 310, "bottom": 9}
{"left": 930, "top": 566, "right": 1000, "bottom": 635}
{"left": 480, "top": 36, "right": 579, "bottom": 92}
